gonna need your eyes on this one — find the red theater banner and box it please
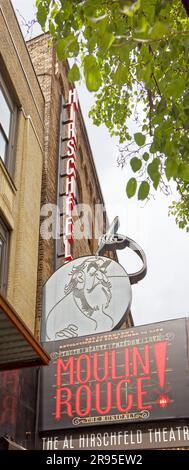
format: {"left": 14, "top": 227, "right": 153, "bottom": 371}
{"left": 40, "top": 318, "right": 189, "bottom": 431}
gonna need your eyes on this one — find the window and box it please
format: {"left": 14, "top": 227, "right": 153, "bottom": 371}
{"left": 0, "top": 74, "right": 16, "bottom": 176}
{"left": 0, "top": 218, "right": 9, "bottom": 295}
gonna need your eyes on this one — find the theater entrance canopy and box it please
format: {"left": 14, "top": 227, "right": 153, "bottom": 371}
{"left": 0, "top": 294, "right": 50, "bottom": 370}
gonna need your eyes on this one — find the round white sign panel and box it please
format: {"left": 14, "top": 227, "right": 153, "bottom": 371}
{"left": 43, "top": 256, "right": 132, "bottom": 341}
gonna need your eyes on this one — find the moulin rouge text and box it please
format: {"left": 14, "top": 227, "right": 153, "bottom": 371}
{"left": 55, "top": 341, "right": 167, "bottom": 420}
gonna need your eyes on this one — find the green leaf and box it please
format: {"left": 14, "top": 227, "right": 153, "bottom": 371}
{"left": 98, "top": 32, "right": 115, "bottom": 50}
{"left": 183, "top": 91, "right": 189, "bottom": 110}
{"left": 149, "top": 157, "right": 160, "bottom": 169}
{"left": 165, "top": 78, "right": 185, "bottom": 100}
{"left": 130, "top": 157, "right": 142, "bottom": 172}
{"left": 59, "top": 0, "right": 72, "bottom": 19}
{"left": 36, "top": 0, "right": 42, "bottom": 7}
{"left": 134, "top": 133, "right": 146, "bottom": 146}
{"left": 164, "top": 139, "right": 175, "bottom": 157}
{"left": 88, "top": 36, "right": 97, "bottom": 53}
{"left": 68, "top": 63, "right": 80, "bottom": 82}
{"left": 157, "top": 98, "right": 166, "bottom": 113}
{"left": 83, "top": 55, "right": 102, "bottom": 92}
{"left": 165, "top": 159, "right": 178, "bottom": 179}
{"left": 49, "top": 20, "right": 56, "bottom": 36}
{"left": 135, "top": 16, "right": 148, "bottom": 33}
{"left": 138, "top": 181, "right": 150, "bottom": 200}
{"left": 97, "top": 16, "right": 109, "bottom": 34}
{"left": 178, "top": 163, "right": 189, "bottom": 182}
{"left": 142, "top": 63, "right": 152, "bottom": 83}
{"left": 122, "top": 0, "right": 141, "bottom": 17}
{"left": 150, "top": 21, "right": 168, "bottom": 39}
{"left": 113, "top": 64, "right": 128, "bottom": 85}
{"left": 37, "top": 4, "right": 47, "bottom": 29}
{"left": 126, "top": 178, "right": 137, "bottom": 198}
{"left": 83, "top": 26, "right": 92, "bottom": 40}
{"left": 143, "top": 152, "right": 149, "bottom": 161}
{"left": 51, "top": 2, "right": 59, "bottom": 19}
{"left": 118, "top": 45, "right": 130, "bottom": 64}
{"left": 183, "top": 37, "right": 189, "bottom": 51}
{"left": 56, "top": 35, "right": 79, "bottom": 60}
{"left": 150, "top": 141, "right": 157, "bottom": 154}
{"left": 56, "top": 38, "right": 67, "bottom": 60}
{"left": 68, "top": 38, "right": 79, "bottom": 55}
{"left": 147, "top": 158, "right": 161, "bottom": 189}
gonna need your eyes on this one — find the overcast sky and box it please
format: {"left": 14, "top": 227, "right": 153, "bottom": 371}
{"left": 12, "top": 0, "right": 189, "bottom": 326}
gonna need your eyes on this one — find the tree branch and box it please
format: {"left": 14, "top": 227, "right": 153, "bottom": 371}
{"left": 112, "top": 30, "right": 189, "bottom": 48}
{"left": 152, "top": 73, "right": 162, "bottom": 97}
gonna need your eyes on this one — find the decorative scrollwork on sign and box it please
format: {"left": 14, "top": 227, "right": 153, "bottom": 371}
{"left": 72, "top": 417, "right": 86, "bottom": 426}
{"left": 72, "top": 409, "right": 150, "bottom": 426}
{"left": 55, "top": 324, "right": 78, "bottom": 339}
{"left": 165, "top": 332, "right": 175, "bottom": 342}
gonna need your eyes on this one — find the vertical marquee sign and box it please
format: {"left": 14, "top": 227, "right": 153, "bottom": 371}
{"left": 64, "top": 89, "right": 78, "bottom": 262}
{"left": 56, "top": 88, "right": 78, "bottom": 268}
{"left": 40, "top": 318, "right": 189, "bottom": 432}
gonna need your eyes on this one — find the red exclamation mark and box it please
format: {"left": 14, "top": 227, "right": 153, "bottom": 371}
{"left": 154, "top": 341, "right": 170, "bottom": 408}
{"left": 154, "top": 341, "right": 167, "bottom": 388}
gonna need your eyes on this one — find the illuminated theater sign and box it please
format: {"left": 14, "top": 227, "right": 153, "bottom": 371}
{"left": 64, "top": 88, "right": 78, "bottom": 262}
{"left": 40, "top": 318, "right": 189, "bottom": 432}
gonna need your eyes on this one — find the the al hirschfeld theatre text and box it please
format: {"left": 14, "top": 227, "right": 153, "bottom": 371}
{"left": 42, "top": 422, "right": 189, "bottom": 450}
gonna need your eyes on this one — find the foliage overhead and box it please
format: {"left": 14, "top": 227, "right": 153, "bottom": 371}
{"left": 36, "top": 0, "right": 189, "bottom": 230}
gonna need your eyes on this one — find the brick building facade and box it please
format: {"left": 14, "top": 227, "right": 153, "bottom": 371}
{"left": 0, "top": 0, "right": 44, "bottom": 332}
